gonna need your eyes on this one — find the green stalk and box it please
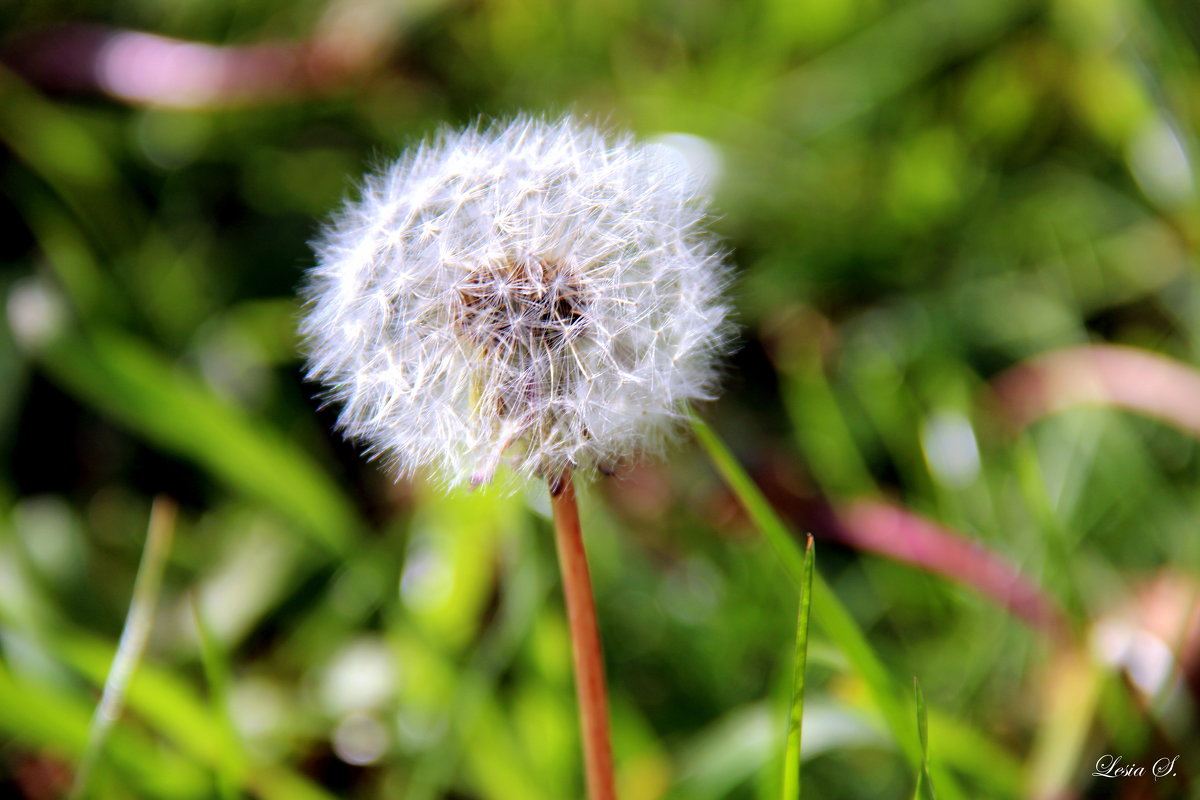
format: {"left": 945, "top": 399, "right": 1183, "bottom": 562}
{"left": 913, "top": 678, "right": 936, "bottom": 800}
{"left": 690, "top": 415, "right": 920, "bottom": 767}
{"left": 70, "top": 497, "right": 177, "bottom": 799}
{"left": 781, "top": 535, "right": 815, "bottom": 800}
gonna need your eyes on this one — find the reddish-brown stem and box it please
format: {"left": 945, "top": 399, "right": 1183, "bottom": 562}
{"left": 550, "top": 470, "right": 617, "bottom": 800}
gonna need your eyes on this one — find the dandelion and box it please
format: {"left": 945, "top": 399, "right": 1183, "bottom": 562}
{"left": 301, "top": 115, "right": 731, "bottom": 800}
{"left": 301, "top": 115, "right": 730, "bottom": 489}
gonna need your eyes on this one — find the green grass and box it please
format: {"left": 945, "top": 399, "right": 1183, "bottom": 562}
{"left": 70, "top": 499, "right": 178, "bottom": 800}
{"left": 912, "top": 679, "right": 935, "bottom": 800}
{"left": 780, "top": 535, "right": 813, "bottom": 800}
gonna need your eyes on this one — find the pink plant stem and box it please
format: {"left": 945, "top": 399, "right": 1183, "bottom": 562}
{"left": 2, "top": 21, "right": 387, "bottom": 109}
{"left": 753, "top": 475, "right": 1069, "bottom": 637}
{"left": 990, "top": 344, "right": 1200, "bottom": 436}
{"left": 836, "top": 499, "right": 1070, "bottom": 637}
{"left": 551, "top": 470, "right": 617, "bottom": 800}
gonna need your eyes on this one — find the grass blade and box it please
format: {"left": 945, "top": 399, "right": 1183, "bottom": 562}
{"left": 37, "top": 326, "right": 359, "bottom": 552}
{"left": 913, "top": 678, "right": 936, "bottom": 800}
{"left": 1025, "top": 647, "right": 1103, "bottom": 800}
{"left": 692, "top": 414, "right": 977, "bottom": 800}
{"left": 55, "top": 628, "right": 341, "bottom": 800}
{"left": 780, "top": 534, "right": 815, "bottom": 800}
{"left": 690, "top": 414, "right": 918, "bottom": 765}
{"left": 70, "top": 497, "right": 177, "bottom": 800}
{"left": 190, "top": 594, "right": 245, "bottom": 800}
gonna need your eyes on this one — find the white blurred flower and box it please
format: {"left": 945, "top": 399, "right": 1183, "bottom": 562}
{"left": 301, "top": 115, "right": 730, "bottom": 487}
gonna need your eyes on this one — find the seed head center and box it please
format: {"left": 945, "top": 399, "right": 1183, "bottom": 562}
{"left": 455, "top": 257, "right": 588, "bottom": 354}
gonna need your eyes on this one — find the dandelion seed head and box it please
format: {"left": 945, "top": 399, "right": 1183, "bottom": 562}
{"left": 301, "top": 115, "right": 731, "bottom": 487}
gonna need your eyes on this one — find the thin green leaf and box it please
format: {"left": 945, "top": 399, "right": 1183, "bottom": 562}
{"left": 0, "top": 661, "right": 209, "bottom": 798}
{"left": 780, "top": 354, "right": 875, "bottom": 497}
{"left": 925, "top": 710, "right": 1022, "bottom": 798}
{"left": 1026, "top": 649, "right": 1103, "bottom": 800}
{"left": 71, "top": 497, "right": 177, "bottom": 800}
{"left": 0, "top": 67, "right": 139, "bottom": 253}
{"left": 37, "top": 326, "right": 359, "bottom": 552}
{"left": 691, "top": 414, "right": 918, "bottom": 764}
{"left": 55, "top": 629, "right": 342, "bottom": 800}
{"left": 781, "top": 534, "right": 815, "bottom": 800}
{"left": 190, "top": 594, "right": 246, "bottom": 800}
{"left": 913, "top": 678, "right": 936, "bottom": 800}
{"left": 692, "top": 414, "right": 971, "bottom": 800}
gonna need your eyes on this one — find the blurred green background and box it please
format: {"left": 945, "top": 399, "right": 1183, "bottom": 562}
{"left": 2, "top": 0, "right": 1200, "bottom": 797}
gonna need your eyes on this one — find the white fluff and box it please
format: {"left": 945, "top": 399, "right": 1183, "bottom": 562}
{"left": 301, "top": 115, "right": 731, "bottom": 488}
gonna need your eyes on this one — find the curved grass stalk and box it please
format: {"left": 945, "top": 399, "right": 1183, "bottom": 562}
{"left": 691, "top": 414, "right": 973, "bottom": 800}
{"left": 70, "top": 497, "right": 177, "bottom": 800}
{"left": 781, "top": 535, "right": 814, "bottom": 800}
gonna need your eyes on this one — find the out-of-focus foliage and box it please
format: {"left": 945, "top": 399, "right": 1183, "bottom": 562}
{"left": 2, "top": 0, "right": 1199, "bottom": 797}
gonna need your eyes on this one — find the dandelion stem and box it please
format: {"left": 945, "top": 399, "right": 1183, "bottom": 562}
{"left": 550, "top": 470, "right": 617, "bottom": 800}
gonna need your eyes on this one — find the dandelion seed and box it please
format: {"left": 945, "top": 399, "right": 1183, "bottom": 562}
{"left": 301, "top": 115, "right": 731, "bottom": 488}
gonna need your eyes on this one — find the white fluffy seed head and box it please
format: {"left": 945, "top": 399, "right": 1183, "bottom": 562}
{"left": 301, "top": 115, "right": 731, "bottom": 488}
